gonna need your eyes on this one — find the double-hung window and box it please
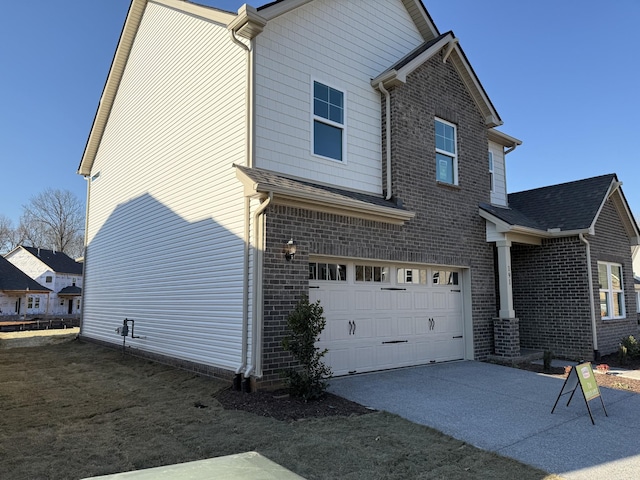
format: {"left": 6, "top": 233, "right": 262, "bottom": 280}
{"left": 313, "top": 81, "right": 344, "bottom": 161}
{"left": 598, "top": 262, "right": 625, "bottom": 319}
{"left": 435, "top": 118, "right": 457, "bottom": 184}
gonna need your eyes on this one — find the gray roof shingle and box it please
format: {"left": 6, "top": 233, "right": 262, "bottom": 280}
{"left": 480, "top": 174, "right": 617, "bottom": 232}
{"left": 0, "top": 256, "right": 51, "bottom": 293}
{"left": 20, "top": 247, "right": 83, "bottom": 275}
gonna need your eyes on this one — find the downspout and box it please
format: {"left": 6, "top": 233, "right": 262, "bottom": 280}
{"left": 79, "top": 175, "right": 91, "bottom": 334}
{"left": 378, "top": 82, "right": 392, "bottom": 200}
{"left": 229, "top": 28, "right": 256, "bottom": 381}
{"left": 580, "top": 233, "right": 599, "bottom": 358}
{"left": 244, "top": 192, "right": 272, "bottom": 384}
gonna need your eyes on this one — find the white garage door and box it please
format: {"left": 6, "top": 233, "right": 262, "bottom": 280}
{"left": 309, "top": 261, "right": 464, "bottom": 376}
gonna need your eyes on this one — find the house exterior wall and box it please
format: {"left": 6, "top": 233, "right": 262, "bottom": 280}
{"left": 511, "top": 237, "right": 593, "bottom": 360}
{"left": 488, "top": 140, "right": 507, "bottom": 206}
{"left": 258, "top": 51, "right": 497, "bottom": 385}
{"left": 81, "top": 2, "right": 249, "bottom": 372}
{"left": 254, "top": 0, "right": 424, "bottom": 195}
{"left": 589, "top": 199, "right": 639, "bottom": 355}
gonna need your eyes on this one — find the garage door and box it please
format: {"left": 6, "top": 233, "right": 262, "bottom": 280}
{"left": 309, "top": 260, "right": 464, "bottom": 376}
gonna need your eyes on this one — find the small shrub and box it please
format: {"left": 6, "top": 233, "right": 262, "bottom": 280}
{"left": 620, "top": 335, "right": 640, "bottom": 358}
{"left": 619, "top": 345, "right": 629, "bottom": 365}
{"left": 543, "top": 350, "right": 553, "bottom": 372}
{"left": 281, "top": 296, "right": 332, "bottom": 401}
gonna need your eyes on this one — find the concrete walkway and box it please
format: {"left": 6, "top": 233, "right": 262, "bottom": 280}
{"left": 329, "top": 361, "right": 640, "bottom": 479}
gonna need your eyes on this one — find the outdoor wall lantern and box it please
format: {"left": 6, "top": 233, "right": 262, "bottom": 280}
{"left": 284, "top": 239, "right": 297, "bottom": 261}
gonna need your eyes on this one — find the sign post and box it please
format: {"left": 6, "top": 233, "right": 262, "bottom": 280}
{"left": 551, "top": 362, "right": 608, "bottom": 425}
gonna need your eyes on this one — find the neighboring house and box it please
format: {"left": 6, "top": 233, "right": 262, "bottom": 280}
{"left": 77, "top": 0, "right": 637, "bottom": 389}
{"left": 4, "top": 247, "right": 83, "bottom": 316}
{"left": 0, "top": 256, "right": 51, "bottom": 317}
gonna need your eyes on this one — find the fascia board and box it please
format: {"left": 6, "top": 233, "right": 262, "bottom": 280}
{"left": 236, "top": 169, "right": 414, "bottom": 225}
{"left": 606, "top": 182, "right": 640, "bottom": 244}
{"left": 259, "top": 0, "right": 312, "bottom": 20}
{"left": 401, "top": 0, "right": 440, "bottom": 41}
{"left": 449, "top": 46, "right": 502, "bottom": 127}
{"left": 78, "top": 0, "right": 149, "bottom": 177}
{"left": 154, "top": 0, "right": 235, "bottom": 24}
{"left": 487, "top": 129, "right": 523, "bottom": 148}
{"left": 480, "top": 208, "right": 590, "bottom": 239}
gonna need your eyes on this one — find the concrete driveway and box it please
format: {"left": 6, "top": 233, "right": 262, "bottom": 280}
{"left": 329, "top": 361, "right": 640, "bottom": 480}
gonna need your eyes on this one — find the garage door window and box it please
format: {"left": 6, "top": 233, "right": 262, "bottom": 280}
{"left": 433, "top": 270, "right": 459, "bottom": 285}
{"left": 355, "top": 265, "right": 390, "bottom": 283}
{"left": 397, "top": 268, "right": 428, "bottom": 284}
{"left": 309, "top": 262, "right": 347, "bottom": 281}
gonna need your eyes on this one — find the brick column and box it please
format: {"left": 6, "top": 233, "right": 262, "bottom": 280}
{"left": 493, "top": 317, "right": 520, "bottom": 357}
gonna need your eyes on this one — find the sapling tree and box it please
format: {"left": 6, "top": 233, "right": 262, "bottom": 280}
{"left": 281, "top": 296, "right": 332, "bottom": 401}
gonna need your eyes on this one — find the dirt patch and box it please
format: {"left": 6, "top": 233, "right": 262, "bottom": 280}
{"left": 0, "top": 341, "right": 561, "bottom": 480}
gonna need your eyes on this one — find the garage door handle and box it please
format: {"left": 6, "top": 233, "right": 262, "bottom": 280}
{"left": 381, "top": 287, "right": 406, "bottom": 291}
{"left": 453, "top": 335, "right": 463, "bottom": 339}
{"left": 382, "top": 340, "right": 408, "bottom": 344}
{"left": 348, "top": 321, "right": 356, "bottom": 335}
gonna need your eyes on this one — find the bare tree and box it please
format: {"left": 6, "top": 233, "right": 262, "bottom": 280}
{"left": 0, "top": 214, "right": 16, "bottom": 254}
{"left": 20, "top": 189, "right": 85, "bottom": 258}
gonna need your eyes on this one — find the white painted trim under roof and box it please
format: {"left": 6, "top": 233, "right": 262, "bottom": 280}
{"left": 236, "top": 167, "right": 415, "bottom": 225}
{"left": 488, "top": 129, "right": 522, "bottom": 149}
{"left": 372, "top": 32, "right": 502, "bottom": 128}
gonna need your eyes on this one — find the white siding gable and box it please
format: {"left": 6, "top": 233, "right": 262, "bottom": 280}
{"left": 254, "top": 0, "right": 425, "bottom": 194}
{"left": 83, "top": 2, "right": 249, "bottom": 371}
{"left": 489, "top": 141, "right": 508, "bottom": 206}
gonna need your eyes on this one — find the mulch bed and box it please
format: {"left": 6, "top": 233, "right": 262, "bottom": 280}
{"left": 215, "top": 388, "right": 374, "bottom": 421}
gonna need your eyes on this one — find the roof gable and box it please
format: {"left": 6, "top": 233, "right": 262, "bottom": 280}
{"left": 480, "top": 174, "right": 640, "bottom": 244}
{"left": 15, "top": 247, "right": 84, "bottom": 275}
{"left": 0, "top": 256, "right": 51, "bottom": 293}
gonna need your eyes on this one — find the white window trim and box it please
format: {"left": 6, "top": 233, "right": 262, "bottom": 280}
{"left": 435, "top": 118, "right": 458, "bottom": 185}
{"left": 599, "top": 261, "right": 625, "bottom": 320}
{"left": 311, "top": 79, "right": 347, "bottom": 163}
{"left": 488, "top": 151, "right": 495, "bottom": 192}
{"left": 636, "top": 290, "right": 640, "bottom": 314}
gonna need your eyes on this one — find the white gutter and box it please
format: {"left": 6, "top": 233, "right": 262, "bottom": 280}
{"left": 580, "top": 233, "right": 598, "bottom": 356}
{"left": 245, "top": 192, "right": 272, "bottom": 379}
{"left": 378, "top": 82, "right": 392, "bottom": 200}
{"left": 237, "top": 196, "right": 251, "bottom": 375}
{"left": 79, "top": 175, "right": 91, "bottom": 334}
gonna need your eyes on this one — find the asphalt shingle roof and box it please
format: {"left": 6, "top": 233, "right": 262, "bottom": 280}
{"left": 58, "top": 285, "right": 82, "bottom": 296}
{"left": 21, "top": 247, "right": 83, "bottom": 275}
{"left": 480, "top": 174, "right": 617, "bottom": 232}
{"left": 0, "top": 256, "right": 51, "bottom": 292}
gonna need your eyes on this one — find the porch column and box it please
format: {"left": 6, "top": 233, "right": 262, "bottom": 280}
{"left": 496, "top": 240, "right": 515, "bottom": 318}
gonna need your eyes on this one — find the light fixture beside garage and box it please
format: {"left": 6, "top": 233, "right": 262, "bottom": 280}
{"left": 283, "top": 239, "right": 297, "bottom": 261}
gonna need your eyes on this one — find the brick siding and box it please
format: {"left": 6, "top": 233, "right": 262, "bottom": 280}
{"left": 258, "top": 52, "right": 496, "bottom": 386}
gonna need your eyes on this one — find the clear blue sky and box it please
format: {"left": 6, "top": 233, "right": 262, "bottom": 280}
{"left": 2, "top": 0, "right": 639, "bottom": 226}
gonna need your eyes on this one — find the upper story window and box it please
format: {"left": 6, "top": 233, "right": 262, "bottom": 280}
{"left": 435, "top": 118, "right": 457, "bottom": 185}
{"left": 72, "top": 278, "right": 77, "bottom": 286}
{"left": 45, "top": 276, "right": 52, "bottom": 283}
{"left": 488, "top": 151, "right": 495, "bottom": 192}
{"left": 313, "top": 81, "right": 344, "bottom": 162}
{"left": 598, "top": 262, "right": 625, "bottom": 319}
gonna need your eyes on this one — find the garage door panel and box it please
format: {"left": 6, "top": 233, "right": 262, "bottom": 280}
{"left": 311, "top": 262, "right": 464, "bottom": 376}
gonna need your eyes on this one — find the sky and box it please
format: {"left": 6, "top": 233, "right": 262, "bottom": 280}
{"left": 2, "top": 0, "right": 639, "bottom": 226}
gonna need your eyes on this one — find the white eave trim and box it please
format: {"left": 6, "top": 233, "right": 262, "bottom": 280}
{"left": 488, "top": 129, "right": 522, "bottom": 149}
{"left": 236, "top": 169, "right": 415, "bottom": 225}
{"left": 479, "top": 208, "right": 593, "bottom": 239}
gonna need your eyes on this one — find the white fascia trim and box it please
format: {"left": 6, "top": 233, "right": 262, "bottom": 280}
{"left": 237, "top": 171, "right": 415, "bottom": 225}
{"left": 400, "top": 0, "right": 440, "bottom": 41}
{"left": 479, "top": 209, "right": 592, "bottom": 239}
{"left": 487, "top": 129, "right": 523, "bottom": 149}
{"left": 371, "top": 34, "right": 453, "bottom": 88}
{"left": 153, "top": 0, "right": 235, "bottom": 25}
{"left": 259, "top": 0, "right": 313, "bottom": 20}
{"left": 78, "top": 0, "right": 148, "bottom": 177}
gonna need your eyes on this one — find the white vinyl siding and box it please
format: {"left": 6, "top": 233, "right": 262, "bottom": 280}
{"left": 83, "top": 2, "right": 248, "bottom": 370}
{"left": 254, "top": 0, "right": 424, "bottom": 194}
{"left": 488, "top": 141, "right": 507, "bottom": 206}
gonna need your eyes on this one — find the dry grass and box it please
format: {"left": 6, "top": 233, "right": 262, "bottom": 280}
{"left": 0, "top": 341, "right": 562, "bottom": 480}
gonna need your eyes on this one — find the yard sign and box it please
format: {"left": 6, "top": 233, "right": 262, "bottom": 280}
{"left": 551, "top": 362, "right": 607, "bottom": 425}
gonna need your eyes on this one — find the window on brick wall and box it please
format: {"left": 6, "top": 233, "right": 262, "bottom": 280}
{"left": 435, "top": 118, "right": 457, "bottom": 185}
{"left": 598, "top": 262, "right": 625, "bottom": 319}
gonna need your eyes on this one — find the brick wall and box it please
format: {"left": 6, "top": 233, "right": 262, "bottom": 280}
{"left": 512, "top": 198, "right": 638, "bottom": 360}
{"left": 589, "top": 199, "right": 638, "bottom": 356}
{"left": 512, "top": 237, "right": 593, "bottom": 360}
{"left": 259, "top": 52, "right": 497, "bottom": 385}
